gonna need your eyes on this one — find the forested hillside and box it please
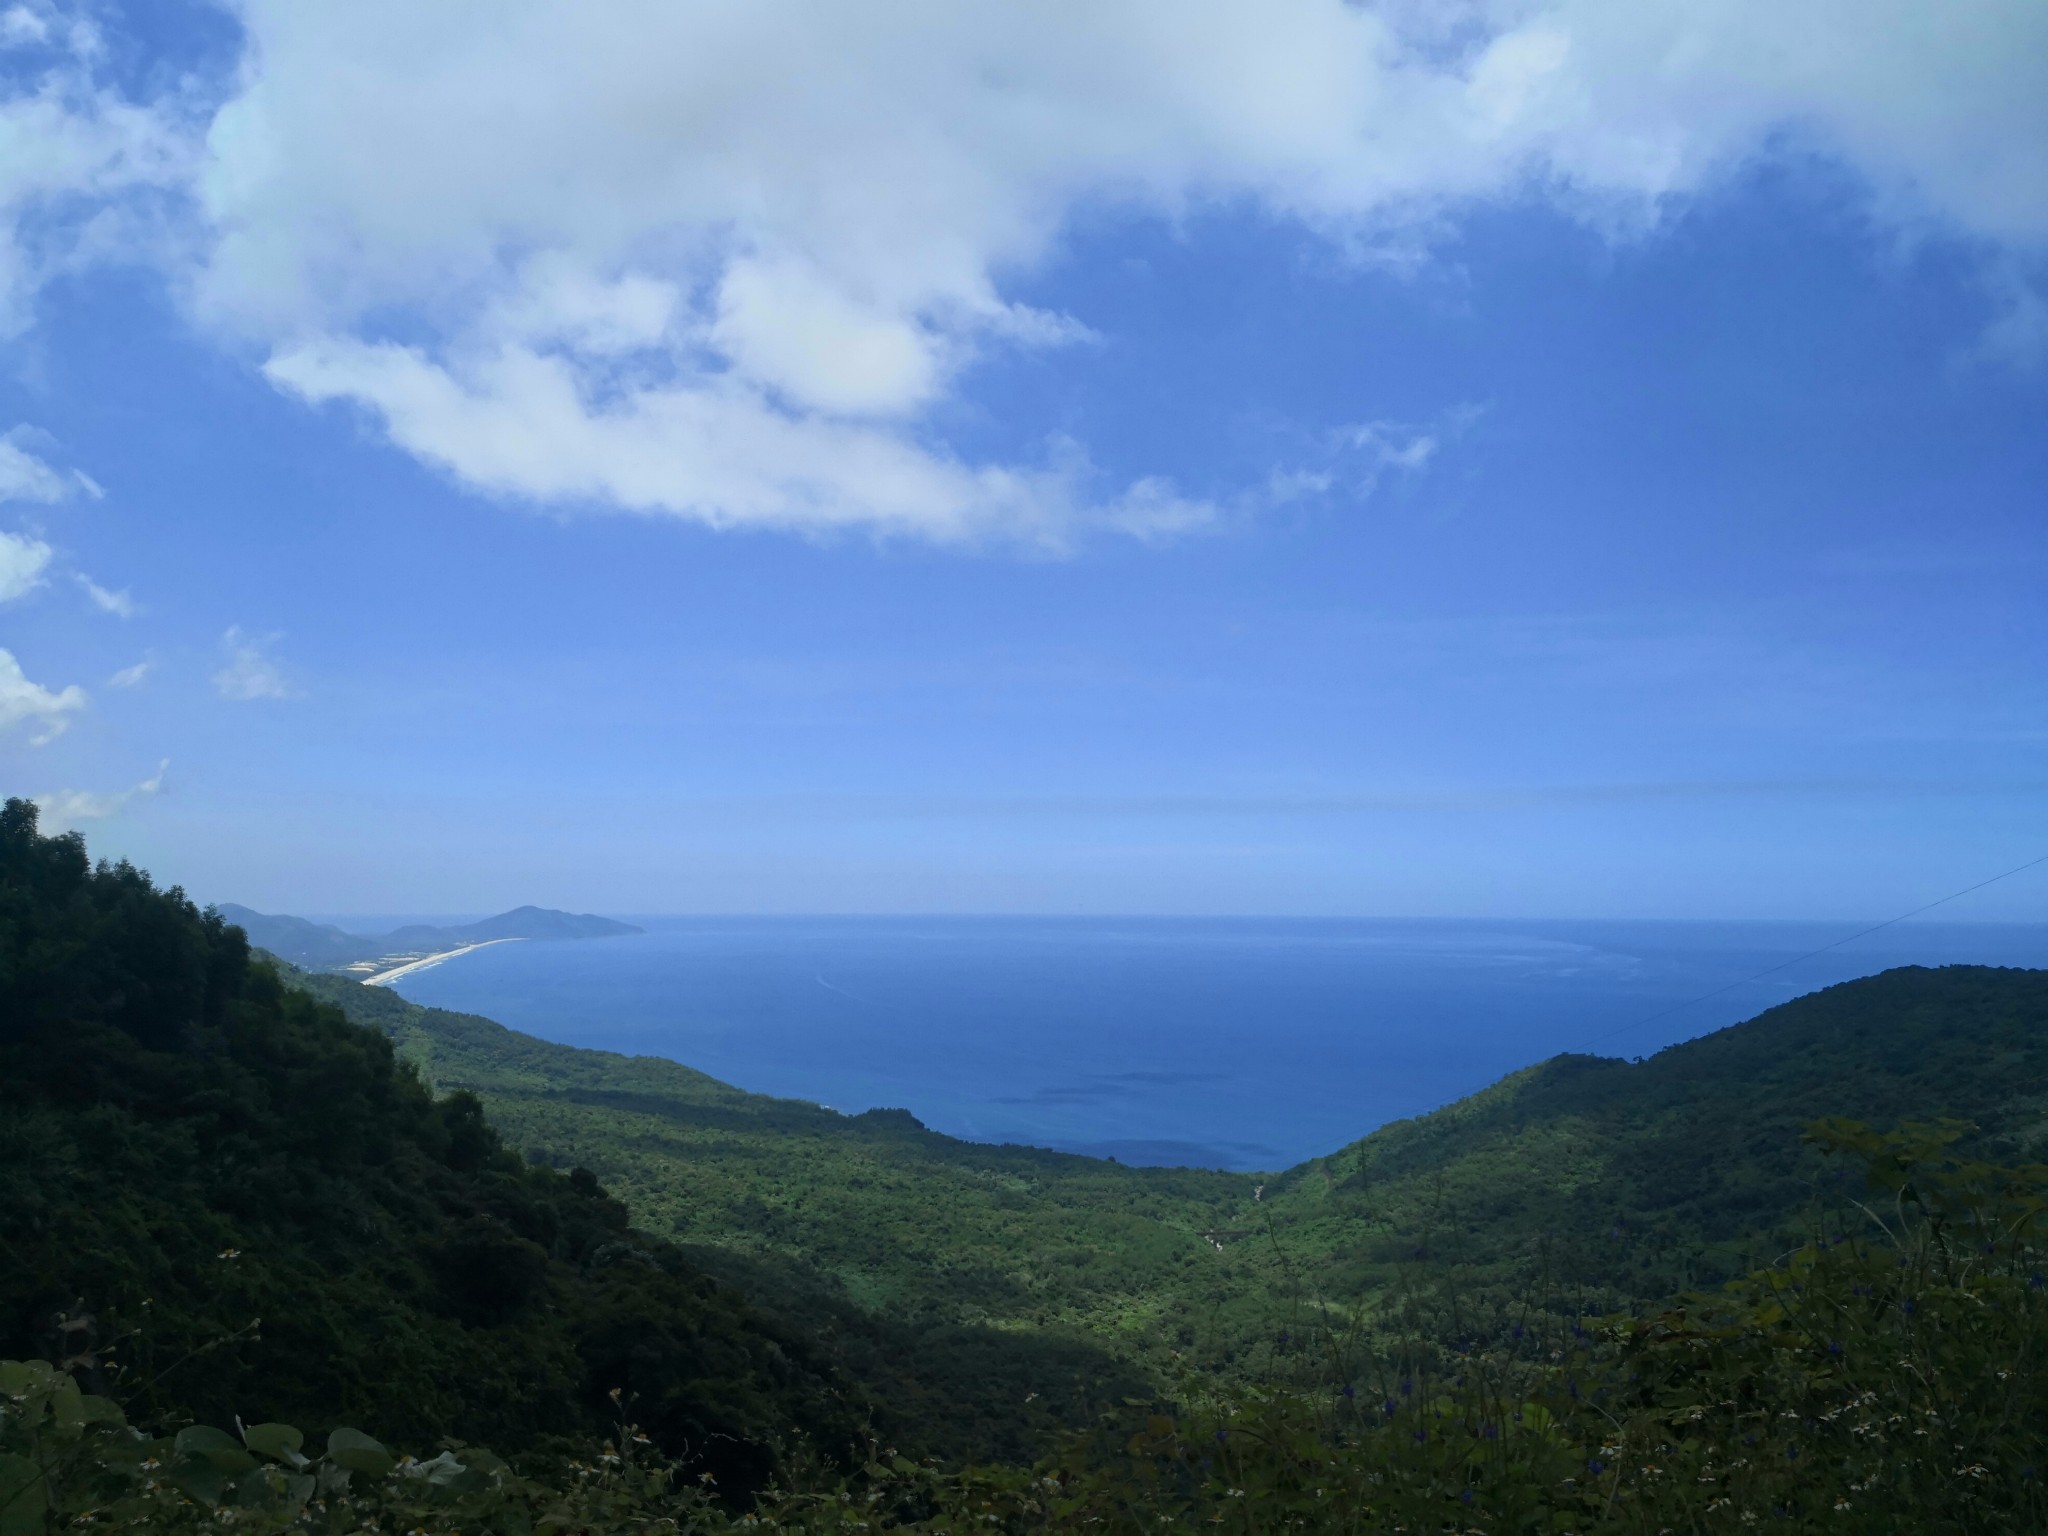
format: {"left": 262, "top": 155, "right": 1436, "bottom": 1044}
{"left": 292, "top": 952, "right": 2048, "bottom": 1384}
{"left": 11, "top": 800, "right": 2048, "bottom": 1531}
{"left": 0, "top": 800, "right": 866, "bottom": 1491}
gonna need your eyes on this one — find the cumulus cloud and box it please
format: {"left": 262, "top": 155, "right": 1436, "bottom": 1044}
{"left": 0, "top": 528, "right": 51, "bottom": 599}
{"left": 0, "top": 644, "right": 84, "bottom": 742}
{"left": 34, "top": 758, "right": 169, "bottom": 832}
{"left": 213, "top": 625, "right": 294, "bottom": 700}
{"left": 179, "top": 0, "right": 2045, "bottom": 541}
{"left": 75, "top": 572, "right": 134, "bottom": 616}
{"left": 107, "top": 655, "right": 151, "bottom": 688}
{"left": 6, "top": 2, "right": 2048, "bottom": 540}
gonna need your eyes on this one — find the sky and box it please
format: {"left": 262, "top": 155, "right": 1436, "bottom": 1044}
{"left": 0, "top": 0, "right": 2044, "bottom": 919}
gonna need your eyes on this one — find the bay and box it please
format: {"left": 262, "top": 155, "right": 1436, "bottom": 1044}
{"left": 381, "top": 916, "right": 2048, "bottom": 1171}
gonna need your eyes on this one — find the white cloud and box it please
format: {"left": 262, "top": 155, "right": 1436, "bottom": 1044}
{"left": 180, "top": 0, "right": 2045, "bottom": 541}
{"left": 75, "top": 572, "right": 134, "bottom": 616}
{"left": 34, "top": 758, "right": 169, "bottom": 832}
{"left": 1262, "top": 404, "right": 1481, "bottom": 510}
{"left": 0, "top": 18, "right": 191, "bottom": 335}
{"left": 107, "top": 655, "right": 151, "bottom": 688}
{"left": 0, "top": 644, "right": 84, "bottom": 742}
{"left": 1, "top": 7, "right": 51, "bottom": 48}
{"left": 0, "top": 428, "right": 67, "bottom": 501}
{"left": 0, "top": 528, "right": 51, "bottom": 599}
{"left": 0, "top": 425, "right": 101, "bottom": 504}
{"left": 263, "top": 335, "right": 1192, "bottom": 544}
{"left": 6, "top": 2, "right": 2048, "bottom": 540}
{"left": 213, "top": 624, "right": 295, "bottom": 700}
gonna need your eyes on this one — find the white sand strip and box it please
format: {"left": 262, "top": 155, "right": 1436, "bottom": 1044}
{"left": 362, "top": 937, "right": 522, "bottom": 987}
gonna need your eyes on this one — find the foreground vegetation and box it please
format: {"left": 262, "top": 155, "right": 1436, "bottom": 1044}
{"left": 0, "top": 800, "right": 868, "bottom": 1488}
{"left": 8, "top": 797, "right": 2048, "bottom": 1530}
{"left": 11, "top": 1119, "right": 2048, "bottom": 1531}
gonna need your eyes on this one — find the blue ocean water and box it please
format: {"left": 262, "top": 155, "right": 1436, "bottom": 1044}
{"left": 382, "top": 917, "right": 2048, "bottom": 1171}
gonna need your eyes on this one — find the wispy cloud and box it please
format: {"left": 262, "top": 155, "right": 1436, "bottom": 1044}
{"left": 34, "top": 759, "right": 169, "bottom": 832}
{"left": 0, "top": 6, "right": 51, "bottom": 48}
{"left": 0, "top": 529, "right": 52, "bottom": 600}
{"left": 1976, "top": 263, "right": 2048, "bottom": 369}
{"left": 213, "top": 625, "right": 295, "bottom": 701}
{"left": 0, "top": 427, "right": 101, "bottom": 503}
{"left": 1263, "top": 404, "right": 1483, "bottom": 512}
{"left": 76, "top": 573, "right": 135, "bottom": 617}
{"left": 0, "top": 646, "right": 85, "bottom": 743}
{"left": 107, "top": 655, "right": 152, "bottom": 688}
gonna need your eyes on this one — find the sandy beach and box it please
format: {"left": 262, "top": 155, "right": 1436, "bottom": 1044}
{"left": 362, "top": 938, "right": 522, "bottom": 987}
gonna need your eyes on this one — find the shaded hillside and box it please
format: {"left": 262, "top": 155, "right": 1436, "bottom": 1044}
{"left": 290, "top": 953, "right": 2048, "bottom": 1378}
{"left": 288, "top": 965, "right": 1230, "bottom": 1435}
{"left": 211, "top": 904, "right": 368, "bottom": 968}
{"left": 0, "top": 801, "right": 861, "bottom": 1492}
{"left": 1262, "top": 964, "right": 2048, "bottom": 1308}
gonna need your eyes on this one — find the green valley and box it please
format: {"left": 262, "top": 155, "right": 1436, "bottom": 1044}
{"left": 8, "top": 799, "right": 2048, "bottom": 1532}
{"left": 290, "top": 935, "right": 2048, "bottom": 1393}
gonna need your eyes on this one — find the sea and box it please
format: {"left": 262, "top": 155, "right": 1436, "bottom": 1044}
{"left": 373, "top": 916, "right": 2048, "bottom": 1172}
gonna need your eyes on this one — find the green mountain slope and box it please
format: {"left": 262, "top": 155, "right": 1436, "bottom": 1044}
{"left": 0, "top": 801, "right": 865, "bottom": 1492}
{"left": 9, "top": 800, "right": 2048, "bottom": 1530}
{"left": 287, "top": 946, "right": 2048, "bottom": 1383}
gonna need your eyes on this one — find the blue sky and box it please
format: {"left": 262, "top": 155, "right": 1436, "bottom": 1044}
{"left": 1, "top": 0, "right": 2044, "bottom": 919}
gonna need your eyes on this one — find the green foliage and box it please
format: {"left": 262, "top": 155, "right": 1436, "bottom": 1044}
{"left": 14, "top": 793, "right": 2048, "bottom": 1526}
{"left": 0, "top": 799, "right": 869, "bottom": 1493}
{"left": 291, "top": 946, "right": 2048, "bottom": 1400}
{"left": 10, "top": 1123, "right": 2048, "bottom": 1531}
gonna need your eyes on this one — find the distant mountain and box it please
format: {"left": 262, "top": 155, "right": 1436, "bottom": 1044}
{"left": 384, "top": 905, "right": 643, "bottom": 948}
{"left": 216, "top": 901, "right": 641, "bottom": 970}
{"left": 214, "top": 903, "right": 380, "bottom": 966}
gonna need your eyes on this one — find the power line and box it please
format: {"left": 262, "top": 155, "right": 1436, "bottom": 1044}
{"left": 1582, "top": 850, "right": 2048, "bottom": 1054}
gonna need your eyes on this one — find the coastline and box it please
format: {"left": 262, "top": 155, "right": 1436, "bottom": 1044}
{"left": 362, "top": 937, "right": 522, "bottom": 987}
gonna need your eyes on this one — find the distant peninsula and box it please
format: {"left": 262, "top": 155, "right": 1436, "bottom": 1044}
{"left": 216, "top": 901, "right": 642, "bottom": 978}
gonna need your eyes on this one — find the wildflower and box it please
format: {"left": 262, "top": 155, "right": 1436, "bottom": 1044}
{"left": 1399, "top": 1377, "right": 1413, "bottom": 1396}
{"left": 1587, "top": 1460, "right": 1605, "bottom": 1475}
{"left": 1340, "top": 1383, "right": 1355, "bottom": 1400}
{"left": 217, "top": 1248, "right": 241, "bottom": 1261}
{"left": 1384, "top": 1400, "right": 1398, "bottom": 1417}
{"left": 1828, "top": 1341, "right": 1843, "bottom": 1356}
